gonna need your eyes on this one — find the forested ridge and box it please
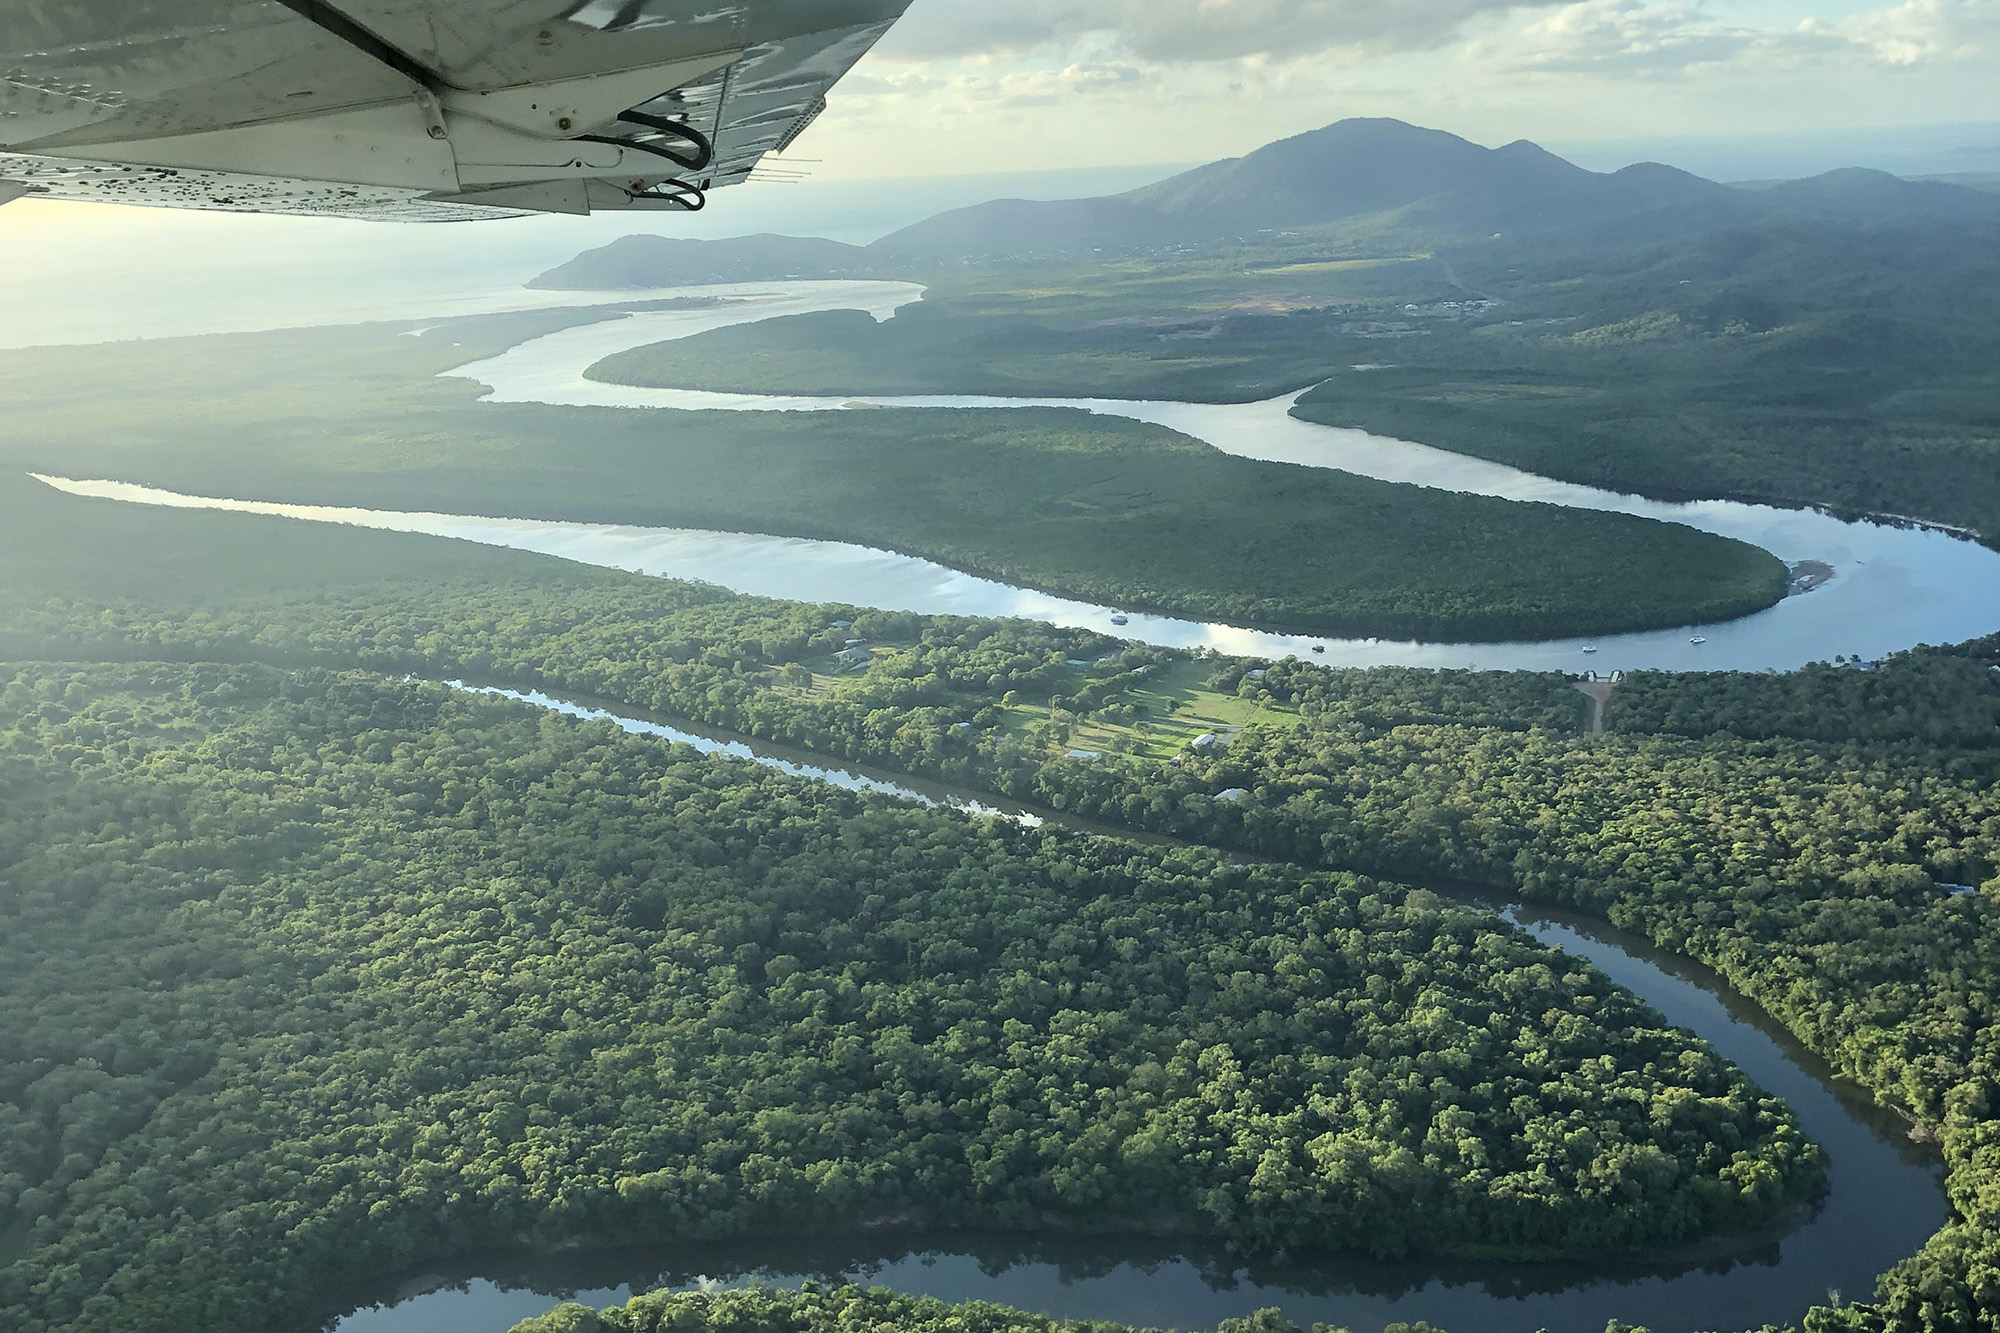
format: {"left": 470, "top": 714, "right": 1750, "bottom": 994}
{"left": 0, "top": 663, "right": 1815, "bottom": 1331}
{"left": 505, "top": 1287, "right": 1144, "bottom": 1333}
{"left": 503, "top": 1286, "right": 1443, "bottom": 1333}
{"left": 4, "top": 486, "right": 2000, "bottom": 1330}
{"left": 578, "top": 205, "right": 2000, "bottom": 546}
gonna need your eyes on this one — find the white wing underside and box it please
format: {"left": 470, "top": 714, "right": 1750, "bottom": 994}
{"left": 0, "top": 1, "right": 911, "bottom": 220}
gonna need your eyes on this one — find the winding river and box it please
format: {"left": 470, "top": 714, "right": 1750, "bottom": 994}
{"left": 319, "top": 686, "right": 1948, "bottom": 1333}
{"left": 445, "top": 279, "right": 2000, "bottom": 673}
{"left": 41, "top": 279, "right": 2000, "bottom": 673}
{"left": 34, "top": 280, "right": 1977, "bottom": 1329}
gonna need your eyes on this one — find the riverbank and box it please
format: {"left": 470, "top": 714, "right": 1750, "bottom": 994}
{"left": 0, "top": 661, "right": 1841, "bottom": 1333}
{"left": 321, "top": 681, "right": 1945, "bottom": 1333}
{"left": 451, "top": 282, "right": 2000, "bottom": 672}
{"left": 0, "top": 283, "right": 1794, "bottom": 646}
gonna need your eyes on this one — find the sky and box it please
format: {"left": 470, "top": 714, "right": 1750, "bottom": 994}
{"left": 1, "top": 0, "right": 1996, "bottom": 345}
{"left": 803, "top": 0, "right": 2000, "bottom": 175}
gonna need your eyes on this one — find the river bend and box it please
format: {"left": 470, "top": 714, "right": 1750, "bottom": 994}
{"left": 35, "top": 280, "right": 2000, "bottom": 672}
{"left": 319, "top": 685, "right": 1948, "bottom": 1333}
{"left": 445, "top": 279, "right": 2000, "bottom": 673}
{"left": 29, "top": 282, "right": 1970, "bottom": 1328}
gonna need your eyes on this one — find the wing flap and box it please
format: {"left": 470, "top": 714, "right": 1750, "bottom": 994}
{"left": 0, "top": 0, "right": 915, "bottom": 219}
{"left": 0, "top": 2, "right": 419, "bottom": 148}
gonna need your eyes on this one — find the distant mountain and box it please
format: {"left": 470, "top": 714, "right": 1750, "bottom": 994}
{"left": 1131, "top": 119, "right": 1499, "bottom": 225}
{"left": 1915, "top": 172, "right": 2000, "bottom": 195}
{"left": 871, "top": 119, "right": 1741, "bottom": 257}
{"left": 859, "top": 196, "right": 1180, "bottom": 261}
{"left": 527, "top": 233, "right": 874, "bottom": 290}
{"left": 529, "top": 119, "right": 2000, "bottom": 288}
{"left": 1752, "top": 167, "right": 2000, "bottom": 221}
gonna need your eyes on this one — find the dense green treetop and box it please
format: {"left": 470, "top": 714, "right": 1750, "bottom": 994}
{"left": 3, "top": 477, "right": 1999, "bottom": 1330}
{"left": 504, "top": 1287, "right": 1489, "bottom": 1333}
{"left": 0, "top": 663, "right": 1815, "bottom": 1332}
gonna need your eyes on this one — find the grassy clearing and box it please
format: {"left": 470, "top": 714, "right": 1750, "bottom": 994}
{"left": 1065, "top": 660, "right": 1300, "bottom": 761}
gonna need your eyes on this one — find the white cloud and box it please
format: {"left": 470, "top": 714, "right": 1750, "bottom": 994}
{"left": 837, "top": 61, "right": 1152, "bottom": 116}
{"left": 1489, "top": 0, "right": 1816, "bottom": 73}
{"left": 878, "top": 0, "right": 1562, "bottom": 63}
{"left": 1831, "top": 0, "right": 2000, "bottom": 63}
{"left": 801, "top": 0, "right": 2000, "bottom": 180}
{"left": 1484, "top": 0, "right": 1999, "bottom": 76}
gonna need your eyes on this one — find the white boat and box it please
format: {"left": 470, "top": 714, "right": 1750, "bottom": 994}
{"left": 1581, "top": 646, "right": 1598, "bottom": 655}
{"left": 1690, "top": 636, "right": 1708, "bottom": 645}
{"left": 1110, "top": 614, "right": 1129, "bottom": 626}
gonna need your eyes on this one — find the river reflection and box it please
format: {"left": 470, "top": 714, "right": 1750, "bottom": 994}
{"left": 26, "top": 278, "right": 2000, "bottom": 674}
{"left": 447, "top": 279, "right": 2000, "bottom": 675}
{"left": 33, "top": 461, "right": 2000, "bottom": 679}
{"left": 331, "top": 1228, "right": 1803, "bottom": 1333}
{"left": 28, "top": 280, "right": 1964, "bottom": 1330}
{"left": 320, "top": 689, "right": 1948, "bottom": 1333}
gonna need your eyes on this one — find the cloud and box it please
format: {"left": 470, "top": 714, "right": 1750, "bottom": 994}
{"left": 1476, "top": 0, "right": 2000, "bottom": 75}
{"left": 877, "top": 0, "right": 1561, "bottom": 63}
{"left": 1831, "top": 0, "right": 2000, "bottom": 64}
{"left": 1489, "top": 0, "right": 1816, "bottom": 73}
{"left": 838, "top": 62, "right": 1150, "bottom": 114}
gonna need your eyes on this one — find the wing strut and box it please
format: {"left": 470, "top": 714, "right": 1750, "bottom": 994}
{"left": 268, "top": 0, "right": 448, "bottom": 93}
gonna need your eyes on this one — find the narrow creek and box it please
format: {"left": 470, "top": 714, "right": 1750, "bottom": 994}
{"left": 322, "top": 684, "right": 1949, "bottom": 1333}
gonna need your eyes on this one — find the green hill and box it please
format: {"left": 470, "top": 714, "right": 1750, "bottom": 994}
{"left": 527, "top": 233, "right": 876, "bottom": 290}
{"left": 532, "top": 118, "right": 2000, "bottom": 286}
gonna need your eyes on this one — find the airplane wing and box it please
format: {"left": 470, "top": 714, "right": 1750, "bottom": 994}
{"left": 0, "top": 1, "right": 911, "bottom": 221}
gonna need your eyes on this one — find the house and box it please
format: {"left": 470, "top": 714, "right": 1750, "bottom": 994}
{"left": 1189, "top": 734, "right": 1221, "bottom": 754}
{"left": 1213, "top": 788, "right": 1251, "bottom": 804}
{"left": 832, "top": 648, "right": 871, "bottom": 668}
{"left": 1067, "top": 749, "right": 1104, "bottom": 762}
